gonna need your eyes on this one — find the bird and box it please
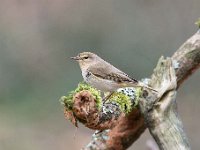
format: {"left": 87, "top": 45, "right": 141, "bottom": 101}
{"left": 71, "top": 52, "right": 157, "bottom": 99}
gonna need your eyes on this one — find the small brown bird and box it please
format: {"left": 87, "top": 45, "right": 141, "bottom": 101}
{"left": 71, "top": 52, "right": 156, "bottom": 96}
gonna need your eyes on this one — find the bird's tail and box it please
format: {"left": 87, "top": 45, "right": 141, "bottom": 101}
{"left": 137, "top": 82, "right": 157, "bottom": 92}
{"left": 123, "top": 82, "right": 157, "bottom": 92}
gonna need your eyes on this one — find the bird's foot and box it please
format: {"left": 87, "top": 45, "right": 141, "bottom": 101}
{"left": 102, "top": 92, "right": 114, "bottom": 104}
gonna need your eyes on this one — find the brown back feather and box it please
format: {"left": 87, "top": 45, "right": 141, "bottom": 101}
{"left": 88, "top": 66, "right": 138, "bottom": 84}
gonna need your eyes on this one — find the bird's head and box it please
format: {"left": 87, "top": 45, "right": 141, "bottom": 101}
{"left": 71, "top": 52, "right": 99, "bottom": 69}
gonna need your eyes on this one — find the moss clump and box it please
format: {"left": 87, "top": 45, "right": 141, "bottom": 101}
{"left": 60, "top": 82, "right": 142, "bottom": 114}
{"left": 60, "top": 94, "right": 74, "bottom": 110}
{"left": 195, "top": 18, "right": 200, "bottom": 28}
{"left": 60, "top": 82, "right": 102, "bottom": 110}
{"left": 134, "top": 87, "right": 143, "bottom": 107}
{"left": 108, "top": 92, "right": 132, "bottom": 114}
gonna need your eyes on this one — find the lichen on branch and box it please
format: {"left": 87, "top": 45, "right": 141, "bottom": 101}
{"left": 60, "top": 82, "right": 141, "bottom": 130}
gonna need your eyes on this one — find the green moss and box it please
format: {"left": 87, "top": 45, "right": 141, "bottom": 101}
{"left": 195, "top": 18, "right": 200, "bottom": 28}
{"left": 59, "top": 94, "right": 74, "bottom": 110}
{"left": 109, "top": 92, "right": 132, "bottom": 114}
{"left": 59, "top": 82, "right": 102, "bottom": 110}
{"left": 60, "top": 82, "right": 142, "bottom": 114}
{"left": 134, "top": 87, "right": 143, "bottom": 107}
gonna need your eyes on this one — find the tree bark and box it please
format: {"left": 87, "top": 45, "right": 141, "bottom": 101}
{"left": 139, "top": 57, "right": 190, "bottom": 150}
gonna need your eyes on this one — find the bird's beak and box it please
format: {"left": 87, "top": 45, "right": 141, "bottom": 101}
{"left": 70, "top": 55, "right": 80, "bottom": 60}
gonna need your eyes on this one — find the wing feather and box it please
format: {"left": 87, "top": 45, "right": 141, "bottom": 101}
{"left": 88, "top": 66, "right": 138, "bottom": 84}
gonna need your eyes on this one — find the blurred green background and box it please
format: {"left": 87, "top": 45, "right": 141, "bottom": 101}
{"left": 0, "top": 0, "right": 199, "bottom": 149}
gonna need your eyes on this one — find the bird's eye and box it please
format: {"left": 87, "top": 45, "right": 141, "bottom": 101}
{"left": 84, "top": 56, "right": 89, "bottom": 59}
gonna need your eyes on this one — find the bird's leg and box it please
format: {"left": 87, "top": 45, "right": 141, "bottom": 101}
{"left": 102, "top": 92, "right": 114, "bottom": 104}
{"left": 95, "top": 130, "right": 103, "bottom": 135}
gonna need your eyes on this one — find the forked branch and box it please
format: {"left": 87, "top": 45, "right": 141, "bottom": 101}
{"left": 62, "top": 30, "right": 200, "bottom": 150}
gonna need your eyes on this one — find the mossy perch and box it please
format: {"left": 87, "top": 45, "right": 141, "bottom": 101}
{"left": 60, "top": 82, "right": 142, "bottom": 130}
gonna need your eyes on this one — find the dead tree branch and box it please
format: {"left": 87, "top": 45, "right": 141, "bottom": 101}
{"left": 63, "top": 30, "right": 200, "bottom": 150}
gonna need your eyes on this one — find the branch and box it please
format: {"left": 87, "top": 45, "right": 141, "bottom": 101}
{"left": 172, "top": 30, "right": 200, "bottom": 87}
{"left": 139, "top": 57, "right": 190, "bottom": 150}
{"left": 61, "top": 30, "right": 200, "bottom": 150}
{"left": 140, "top": 30, "right": 200, "bottom": 150}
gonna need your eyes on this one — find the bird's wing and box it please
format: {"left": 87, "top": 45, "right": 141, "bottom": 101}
{"left": 88, "top": 66, "right": 138, "bottom": 84}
